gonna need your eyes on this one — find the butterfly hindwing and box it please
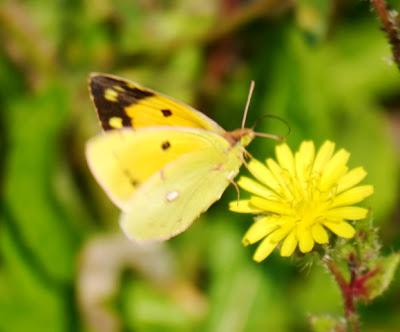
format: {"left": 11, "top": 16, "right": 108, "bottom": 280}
{"left": 89, "top": 73, "right": 224, "bottom": 133}
{"left": 85, "top": 127, "right": 232, "bottom": 211}
{"left": 120, "top": 141, "right": 244, "bottom": 241}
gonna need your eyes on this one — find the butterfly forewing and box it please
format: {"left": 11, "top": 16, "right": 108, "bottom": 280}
{"left": 89, "top": 73, "right": 224, "bottom": 133}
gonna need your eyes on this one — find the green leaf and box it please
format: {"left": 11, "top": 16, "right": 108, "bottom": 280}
{"left": 0, "top": 216, "right": 67, "bottom": 332}
{"left": 309, "top": 314, "right": 346, "bottom": 332}
{"left": 3, "top": 84, "right": 79, "bottom": 282}
{"left": 366, "top": 253, "right": 400, "bottom": 300}
{"left": 122, "top": 279, "right": 196, "bottom": 332}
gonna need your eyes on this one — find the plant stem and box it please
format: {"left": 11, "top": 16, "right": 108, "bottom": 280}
{"left": 324, "top": 258, "right": 360, "bottom": 332}
{"left": 370, "top": 0, "right": 400, "bottom": 70}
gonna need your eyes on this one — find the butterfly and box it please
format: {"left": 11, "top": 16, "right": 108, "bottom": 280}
{"left": 86, "top": 73, "right": 276, "bottom": 242}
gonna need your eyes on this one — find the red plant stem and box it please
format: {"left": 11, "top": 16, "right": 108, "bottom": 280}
{"left": 356, "top": 268, "right": 379, "bottom": 285}
{"left": 325, "top": 259, "right": 360, "bottom": 332}
{"left": 371, "top": 0, "right": 400, "bottom": 69}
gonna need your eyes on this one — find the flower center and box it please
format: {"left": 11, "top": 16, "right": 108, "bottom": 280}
{"left": 285, "top": 173, "right": 329, "bottom": 227}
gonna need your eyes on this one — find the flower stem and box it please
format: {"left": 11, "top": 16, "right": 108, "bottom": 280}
{"left": 370, "top": 0, "right": 400, "bottom": 70}
{"left": 324, "top": 258, "right": 360, "bottom": 332}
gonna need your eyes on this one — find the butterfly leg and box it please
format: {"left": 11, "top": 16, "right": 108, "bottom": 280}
{"left": 241, "top": 147, "right": 253, "bottom": 160}
{"left": 227, "top": 176, "right": 241, "bottom": 203}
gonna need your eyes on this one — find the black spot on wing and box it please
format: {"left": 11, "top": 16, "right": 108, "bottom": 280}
{"left": 161, "top": 141, "right": 171, "bottom": 150}
{"left": 161, "top": 109, "right": 172, "bottom": 117}
{"left": 123, "top": 169, "right": 140, "bottom": 187}
{"left": 130, "top": 179, "right": 139, "bottom": 187}
{"left": 90, "top": 75, "right": 154, "bottom": 130}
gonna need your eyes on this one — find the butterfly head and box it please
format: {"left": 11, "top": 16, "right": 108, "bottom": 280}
{"left": 224, "top": 128, "right": 255, "bottom": 147}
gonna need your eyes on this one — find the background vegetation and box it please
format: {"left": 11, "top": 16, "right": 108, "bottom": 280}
{"left": 0, "top": 0, "right": 399, "bottom": 331}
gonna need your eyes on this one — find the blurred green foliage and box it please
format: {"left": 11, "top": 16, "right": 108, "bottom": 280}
{"left": 0, "top": 0, "right": 399, "bottom": 331}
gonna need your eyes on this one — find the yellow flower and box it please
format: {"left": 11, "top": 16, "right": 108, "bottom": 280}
{"left": 229, "top": 140, "right": 374, "bottom": 262}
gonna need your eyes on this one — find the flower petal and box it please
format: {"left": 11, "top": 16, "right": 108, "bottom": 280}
{"left": 280, "top": 231, "right": 298, "bottom": 257}
{"left": 324, "top": 220, "right": 355, "bottom": 238}
{"left": 247, "top": 159, "right": 280, "bottom": 193}
{"left": 295, "top": 141, "right": 315, "bottom": 182}
{"left": 229, "top": 200, "right": 261, "bottom": 213}
{"left": 253, "top": 235, "right": 278, "bottom": 262}
{"left": 276, "top": 143, "right": 295, "bottom": 176}
{"left": 312, "top": 140, "right": 335, "bottom": 174}
{"left": 298, "top": 228, "right": 314, "bottom": 253}
{"left": 242, "top": 216, "right": 279, "bottom": 245}
{"left": 337, "top": 167, "right": 367, "bottom": 193}
{"left": 266, "top": 158, "right": 293, "bottom": 199}
{"left": 319, "top": 149, "right": 350, "bottom": 191}
{"left": 250, "top": 196, "right": 292, "bottom": 215}
{"left": 331, "top": 185, "right": 374, "bottom": 208}
{"left": 326, "top": 206, "right": 369, "bottom": 220}
{"left": 311, "top": 223, "right": 329, "bottom": 244}
{"left": 237, "top": 176, "right": 275, "bottom": 199}
{"left": 269, "top": 219, "right": 295, "bottom": 243}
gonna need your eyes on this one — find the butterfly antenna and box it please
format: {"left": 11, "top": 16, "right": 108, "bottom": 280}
{"left": 241, "top": 80, "right": 255, "bottom": 129}
{"left": 253, "top": 131, "right": 285, "bottom": 143}
{"left": 252, "top": 113, "right": 291, "bottom": 139}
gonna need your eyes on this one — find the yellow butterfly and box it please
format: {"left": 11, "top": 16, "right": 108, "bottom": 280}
{"left": 86, "top": 73, "right": 274, "bottom": 242}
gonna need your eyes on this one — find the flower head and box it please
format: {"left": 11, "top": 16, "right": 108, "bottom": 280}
{"left": 230, "top": 140, "right": 374, "bottom": 262}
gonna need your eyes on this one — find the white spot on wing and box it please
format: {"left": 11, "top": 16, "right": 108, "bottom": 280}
{"left": 166, "top": 190, "right": 179, "bottom": 202}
